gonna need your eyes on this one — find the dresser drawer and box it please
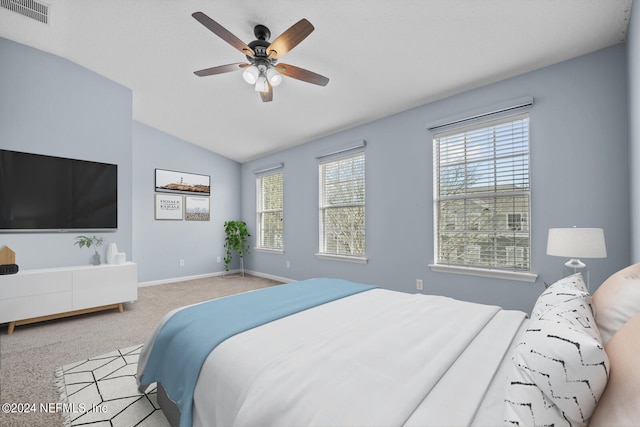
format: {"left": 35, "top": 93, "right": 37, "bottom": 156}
{"left": 0, "top": 291, "right": 72, "bottom": 323}
{"left": 0, "top": 270, "right": 72, "bottom": 299}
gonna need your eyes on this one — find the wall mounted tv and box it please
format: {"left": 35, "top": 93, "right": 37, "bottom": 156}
{"left": 0, "top": 149, "right": 117, "bottom": 231}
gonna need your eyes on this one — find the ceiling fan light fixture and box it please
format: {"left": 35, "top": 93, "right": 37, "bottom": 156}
{"left": 242, "top": 65, "right": 259, "bottom": 84}
{"left": 192, "top": 13, "right": 329, "bottom": 102}
{"left": 254, "top": 74, "right": 269, "bottom": 92}
{"left": 266, "top": 67, "right": 283, "bottom": 86}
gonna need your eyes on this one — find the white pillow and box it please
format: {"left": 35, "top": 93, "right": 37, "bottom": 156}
{"left": 531, "top": 273, "right": 591, "bottom": 319}
{"left": 589, "top": 312, "right": 640, "bottom": 426}
{"left": 592, "top": 263, "right": 640, "bottom": 344}
{"left": 538, "top": 303, "right": 601, "bottom": 341}
{"left": 504, "top": 305, "right": 609, "bottom": 426}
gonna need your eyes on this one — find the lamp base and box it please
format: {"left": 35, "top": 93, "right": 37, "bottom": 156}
{"left": 564, "top": 258, "right": 586, "bottom": 269}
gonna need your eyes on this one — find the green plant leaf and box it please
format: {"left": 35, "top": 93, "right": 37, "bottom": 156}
{"left": 223, "top": 221, "right": 251, "bottom": 270}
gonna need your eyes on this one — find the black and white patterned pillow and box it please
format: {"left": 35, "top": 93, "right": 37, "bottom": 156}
{"left": 504, "top": 302, "right": 609, "bottom": 426}
{"left": 531, "top": 273, "right": 592, "bottom": 319}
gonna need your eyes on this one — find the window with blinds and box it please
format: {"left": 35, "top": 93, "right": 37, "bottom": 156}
{"left": 256, "top": 170, "right": 283, "bottom": 250}
{"left": 319, "top": 151, "right": 365, "bottom": 257}
{"left": 434, "top": 113, "right": 530, "bottom": 271}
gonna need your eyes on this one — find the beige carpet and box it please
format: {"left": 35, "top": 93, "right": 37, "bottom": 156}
{"left": 0, "top": 274, "right": 281, "bottom": 427}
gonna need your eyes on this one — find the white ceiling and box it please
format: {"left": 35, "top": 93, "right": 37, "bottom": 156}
{"left": 0, "top": 0, "right": 633, "bottom": 163}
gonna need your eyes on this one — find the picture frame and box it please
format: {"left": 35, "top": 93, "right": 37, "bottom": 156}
{"left": 155, "top": 168, "right": 210, "bottom": 195}
{"left": 185, "top": 196, "right": 210, "bottom": 221}
{"left": 154, "top": 194, "right": 183, "bottom": 220}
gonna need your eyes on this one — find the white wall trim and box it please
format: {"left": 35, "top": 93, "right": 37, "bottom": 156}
{"left": 137, "top": 269, "right": 294, "bottom": 287}
{"left": 137, "top": 270, "right": 239, "bottom": 287}
{"left": 429, "top": 264, "right": 538, "bottom": 282}
{"left": 315, "top": 253, "right": 368, "bottom": 264}
{"left": 244, "top": 270, "right": 295, "bottom": 283}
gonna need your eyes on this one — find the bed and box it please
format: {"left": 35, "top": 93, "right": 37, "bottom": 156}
{"left": 137, "top": 267, "right": 640, "bottom": 427}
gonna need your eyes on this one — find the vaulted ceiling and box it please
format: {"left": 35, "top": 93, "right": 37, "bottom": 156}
{"left": 0, "top": 0, "right": 633, "bottom": 162}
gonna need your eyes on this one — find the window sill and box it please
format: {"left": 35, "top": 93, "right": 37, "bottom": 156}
{"left": 428, "top": 264, "right": 538, "bottom": 283}
{"left": 254, "top": 248, "right": 284, "bottom": 255}
{"left": 316, "top": 254, "right": 368, "bottom": 264}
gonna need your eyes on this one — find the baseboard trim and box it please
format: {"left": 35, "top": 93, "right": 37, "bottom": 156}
{"left": 138, "top": 270, "right": 240, "bottom": 287}
{"left": 244, "top": 270, "right": 295, "bottom": 283}
{"left": 137, "top": 270, "right": 296, "bottom": 288}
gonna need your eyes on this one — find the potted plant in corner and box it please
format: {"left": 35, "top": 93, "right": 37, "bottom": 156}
{"left": 74, "top": 235, "right": 104, "bottom": 265}
{"left": 223, "top": 221, "right": 251, "bottom": 277}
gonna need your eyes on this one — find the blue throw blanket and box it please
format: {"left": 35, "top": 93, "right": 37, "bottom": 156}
{"left": 139, "top": 278, "right": 377, "bottom": 427}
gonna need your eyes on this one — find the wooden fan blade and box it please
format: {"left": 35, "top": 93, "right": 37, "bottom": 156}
{"left": 260, "top": 83, "right": 273, "bottom": 102}
{"left": 267, "top": 18, "right": 314, "bottom": 59}
{"left": 192, "top": 12, "right": 254, "bottom": 57}
{"left": 275, "top": 63, "right": 329, "bottom": 86}
{"left": 194, "top": 63, "right": 248, "bottom": 77}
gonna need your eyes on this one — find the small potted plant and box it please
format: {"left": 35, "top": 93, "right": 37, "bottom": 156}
{"left": 74, "top": 235, "right": 104, "bottom": 265}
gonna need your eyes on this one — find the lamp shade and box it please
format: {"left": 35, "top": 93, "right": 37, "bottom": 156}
{"left": 546, "top": 228, "right": 607, "bottom": 258}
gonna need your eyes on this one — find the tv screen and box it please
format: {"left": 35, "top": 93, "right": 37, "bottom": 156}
{"left": 0, "top": 149, "right": 118, "bottom": 231}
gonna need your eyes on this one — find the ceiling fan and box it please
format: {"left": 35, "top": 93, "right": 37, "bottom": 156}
{"left": 192, "top": 12, "right": 330, "bottom": 102}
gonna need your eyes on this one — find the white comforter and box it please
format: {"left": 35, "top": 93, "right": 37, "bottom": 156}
{"left": 175, "top": 288, "right": 526, "bottom": 427}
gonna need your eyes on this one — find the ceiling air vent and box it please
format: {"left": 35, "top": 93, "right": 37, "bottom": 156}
{"left": 1, "top": 0, "right": 49, "bottom": 24}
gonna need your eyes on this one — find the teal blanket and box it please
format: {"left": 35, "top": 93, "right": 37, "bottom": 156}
{"left": 139, "top": 278, "right": 376, "bottom": 427}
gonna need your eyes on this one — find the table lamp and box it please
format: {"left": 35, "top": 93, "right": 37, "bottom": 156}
{"left": 546, "top": 227, "right": 607, "bottom": 273}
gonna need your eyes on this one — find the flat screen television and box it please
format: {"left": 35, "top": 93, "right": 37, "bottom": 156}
{"left": 0, "top": 149, "right": 118, "bottom": 231}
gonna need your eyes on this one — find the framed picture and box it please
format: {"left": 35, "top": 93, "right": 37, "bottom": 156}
{"left": 155, "top": 168, "right": 211, "bottom": 195}
{"left": 155, "top": 194, "right": 183, "bottom": 220}
{"left": 185, "top": 196, "right": 210, "bottom": 221}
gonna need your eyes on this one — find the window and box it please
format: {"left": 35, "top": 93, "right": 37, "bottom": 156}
{"left": 319, "top": 151, "right": 366, "bottom": 259}
{"left": 434, "top": 113, "right": 530, "bottom": 271}
{"left": 256, "top": 170, "right": 283, "bottom": 250}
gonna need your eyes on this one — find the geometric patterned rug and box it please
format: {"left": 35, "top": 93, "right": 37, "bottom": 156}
{"left": 55, "top": 344, "right": 170, "bottom": 427}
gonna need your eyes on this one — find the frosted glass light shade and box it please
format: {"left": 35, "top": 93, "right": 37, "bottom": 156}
{"left": 266, "top": 67, "right": 282, "bottom": 86}
{"left": 242, "top": 65, "right": 259, "bottom": 84}
{"left": 254, "top": 75, "right": 269, "bottom": 92}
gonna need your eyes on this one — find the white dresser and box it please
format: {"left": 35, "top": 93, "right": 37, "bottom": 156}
{"left": 0, "top": 262, "right": 138, "bottom": 334}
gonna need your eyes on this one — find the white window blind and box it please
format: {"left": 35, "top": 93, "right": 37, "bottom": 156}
{"left": 434, "top": 113, "right": 530, "bottom": 271}
{"left": 256, "top": 170, "right": 283, "bottom": 250}
{"left": 319, "top": 151, "right": 365, "bottom": 257}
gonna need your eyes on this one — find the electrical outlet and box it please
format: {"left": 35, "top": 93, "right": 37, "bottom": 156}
{"left": 286, "top": 260, "right": 291, "bottom": 269}
{"left": 179, "top": 259, "right": 185, "bottom": 267}
{"left": 416, "top": 279, "right": 423, "bottom": 291}
{"left": 216, "top": 256, "right": 221, "bottom": 263}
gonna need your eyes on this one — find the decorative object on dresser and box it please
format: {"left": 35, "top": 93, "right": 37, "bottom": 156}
{"left": 0, "top": 245, "right": 18, "bottom": 275}
{"left": 74, "top": 235, "right": 104, "bottom": 265}
{"left": 0, "top": 262, "right": 138, "bottom": 334}
{"left": 115, "top": 252, "right": 126, "bottom": 264}
{"left": 106, "top": 242, "right": 118, "bottom": 264}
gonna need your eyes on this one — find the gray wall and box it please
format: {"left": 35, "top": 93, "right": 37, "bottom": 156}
{"left": 2, "top": 35, "right": 633, "bottom": 314}
{"left": 241, "top": 44, "right": 630, "bottom": 313}
{"left": 629, "top": 2, "right": 640, "bottom": 263}
{"left": 0, "top": 37, "right": 133, "bottom": 269}
{"left": 132, "top": 122, "right": 240, "bottom": 283}
{"left": 0, "top": 38, "right": 242, "bottom": 282}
